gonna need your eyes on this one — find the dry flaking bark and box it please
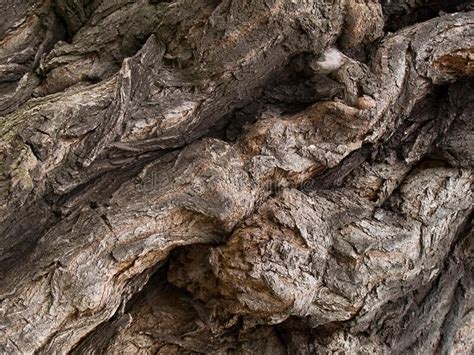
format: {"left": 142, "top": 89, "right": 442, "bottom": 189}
{"left": 0, "top": 0, "right": 473, "bottom": 354}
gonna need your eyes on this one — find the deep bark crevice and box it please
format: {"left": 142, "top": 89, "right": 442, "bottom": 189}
{"left": 0, "top": 1, "right": 472, "bottom": 353}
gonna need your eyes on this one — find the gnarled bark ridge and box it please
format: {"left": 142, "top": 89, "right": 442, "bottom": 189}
{"left": 0, "top": 0, "right": 473, "bottom": 354}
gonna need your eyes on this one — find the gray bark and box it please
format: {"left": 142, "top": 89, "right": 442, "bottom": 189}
{"left": 0, "top": 0, "right": 472, "bottom": 354}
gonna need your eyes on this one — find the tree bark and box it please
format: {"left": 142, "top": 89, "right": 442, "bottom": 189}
{"left": 0, "top": 0, "right": 472, "bottom": 353}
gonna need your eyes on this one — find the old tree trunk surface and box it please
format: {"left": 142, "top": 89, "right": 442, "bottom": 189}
{"left": 0, "top": 0, "right": 473, "bottom": 353}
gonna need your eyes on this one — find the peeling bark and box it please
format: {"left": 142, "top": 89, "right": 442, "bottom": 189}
{"left": 0, "top": 1, "right": 473, "bottom": 354}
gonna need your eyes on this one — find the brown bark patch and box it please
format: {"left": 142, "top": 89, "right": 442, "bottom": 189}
{"left": 435, "top": 49, "right": 474, "bottom": 77}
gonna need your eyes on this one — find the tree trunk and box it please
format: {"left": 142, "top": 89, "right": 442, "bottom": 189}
{"left": 0, "top": 0, "right": 472, "bottom": 353}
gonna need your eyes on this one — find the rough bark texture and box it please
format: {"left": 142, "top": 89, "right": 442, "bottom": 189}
{"left": 0, "top": 0, "right": 472, "bottom": 354}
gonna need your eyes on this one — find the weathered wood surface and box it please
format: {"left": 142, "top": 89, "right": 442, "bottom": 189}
{"left": 0, "top": 1, "right": 472, "bottom": 353}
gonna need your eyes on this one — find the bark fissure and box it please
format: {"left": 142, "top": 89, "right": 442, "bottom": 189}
{"left": 0, "top": 1, "right": 473, "bottom": 353}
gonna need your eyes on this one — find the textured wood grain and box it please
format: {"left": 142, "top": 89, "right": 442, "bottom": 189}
{"left": 0, "top": 1, "right": 472, "bottom": 353}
